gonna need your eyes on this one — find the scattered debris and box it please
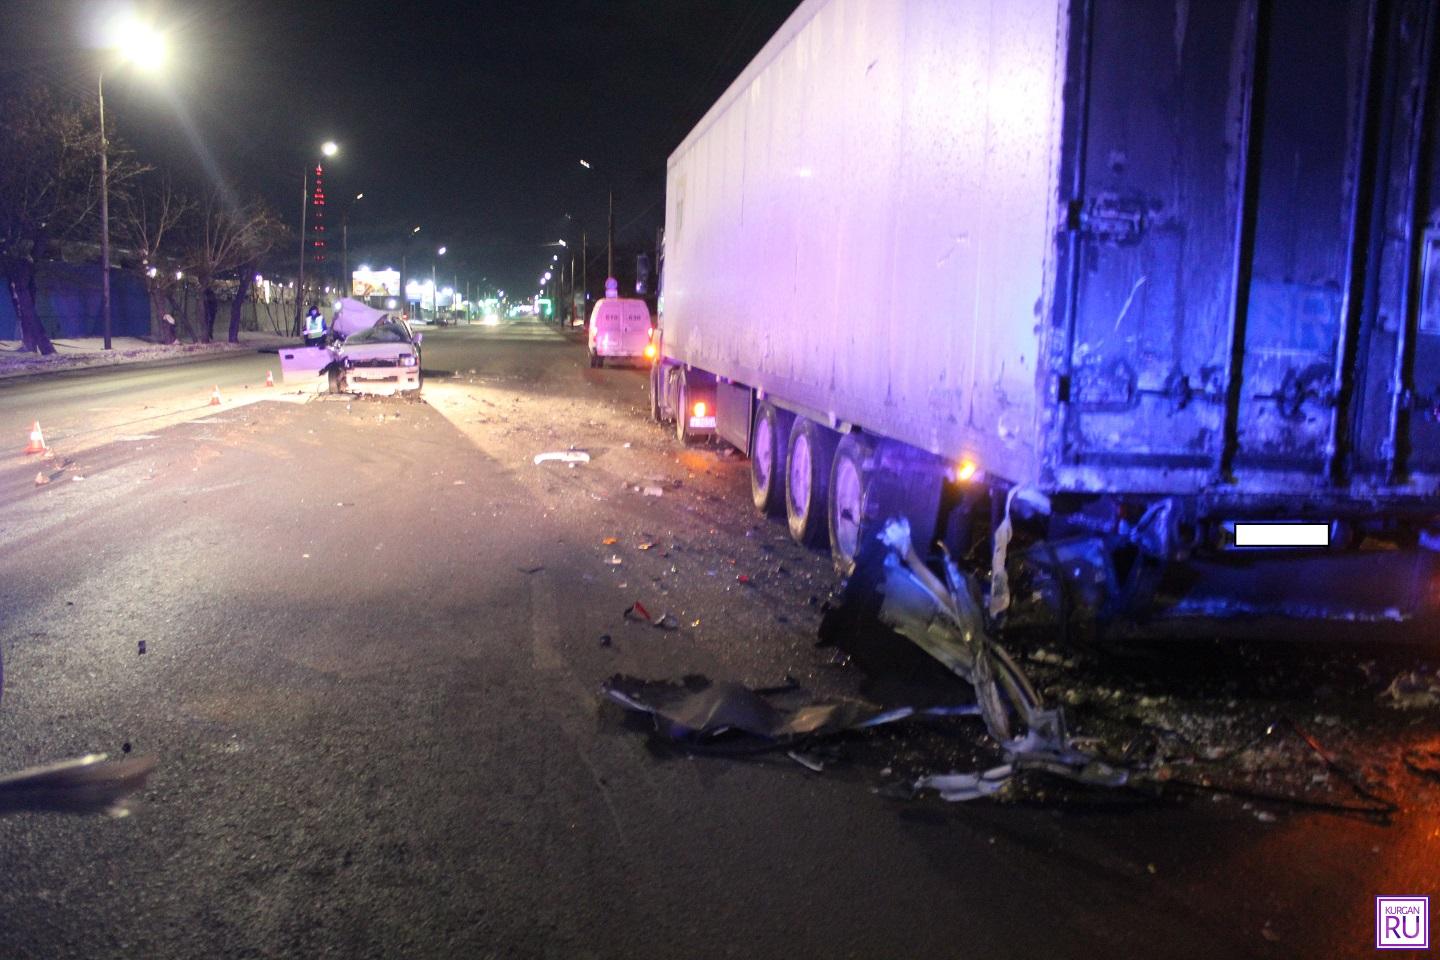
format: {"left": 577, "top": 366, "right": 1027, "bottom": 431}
{"left": 1403, "top": 742, "right": 1440, "bottom": 781}
{"left": 642, "top": 485, "right": 665, "bottom": 497}
{"left": 1380, "top": 669, "right": 1440, "bottom": 710}
{"left": 605, "top": 555, "right": 624, "bottom": 566}
{"left": 33, "top": 472, "right": 48, "bottom": 486}
{"left": 602, "top": 537, "right": 619, "bottom": 545}
{"left": 453, "top": 480, "right": 466, "bottom": 485}
{"left": 137, "top": 640, "right": 146, "bottom": 655}
{"left": 915, "top": 766, "right": 1013, "bottom": 802}
{"left": 533, "top": 450, "right": 590, "bottom": 465}
{"left": 599, "top": 634, "right": 612, "bottom": 647}
{"left": 622, "top": 601, "right": 679, "bottom": 630}
{"left": 602, "top": 674, "right": 896, "bottom": 742}
{"left": 637, "top": 541, "right": 657, "bottom": 551}
{"left": 517, "top": 565, "right": 545, "bottom": 575}
{"left": 71, "top": 475, "right": 85, "bottom": 482}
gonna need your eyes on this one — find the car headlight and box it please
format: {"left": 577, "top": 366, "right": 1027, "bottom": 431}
{"left": 399, "top": 354, "right": 417, "bottom": 367}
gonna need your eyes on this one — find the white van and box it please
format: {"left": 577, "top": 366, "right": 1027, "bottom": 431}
{"left": 587, "top": 297, "right": 653, "bottom": 367}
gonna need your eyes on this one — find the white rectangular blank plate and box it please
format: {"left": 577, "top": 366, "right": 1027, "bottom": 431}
{"left": 1233, "top": 523, "right": 1329, "bottom": 548}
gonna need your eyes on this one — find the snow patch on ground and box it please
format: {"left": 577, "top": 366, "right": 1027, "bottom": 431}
{"left": 0, "top": 334, "right": 296, "bottom": 380}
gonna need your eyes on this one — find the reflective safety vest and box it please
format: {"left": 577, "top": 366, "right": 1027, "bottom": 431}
{"left": 305, "top": 312, "right": 326, "bottom": 337}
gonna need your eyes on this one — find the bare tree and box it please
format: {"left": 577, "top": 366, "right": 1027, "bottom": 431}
{"left": 0, "top": 86, "right": 103, "bottom": 354}
{"left": 180, "top": 192, "right": 287, "bottom": 343}
{"left": 114, "top": 173, "right": 192, "bottom": 342}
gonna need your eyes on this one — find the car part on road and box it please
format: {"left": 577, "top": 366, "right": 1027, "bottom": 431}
{"left": 601, "top": 674, "right": 905, "bottom": 743}
{"left": 533, "top": 450, "right": 590, "bottom": 465}
{"left": 0, "top": 754, "right": 157, "bottom": 818}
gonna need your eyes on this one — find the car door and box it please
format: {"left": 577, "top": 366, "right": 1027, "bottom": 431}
{"left": 277, "top": 345, "right": 331, "bottom": 382}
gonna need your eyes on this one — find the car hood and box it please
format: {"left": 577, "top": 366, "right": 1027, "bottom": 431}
{"left": 331, "top": 298, "right": 393, "bottom": 338}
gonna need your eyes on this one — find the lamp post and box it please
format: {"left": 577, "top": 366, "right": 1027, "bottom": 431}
{"left": 398, "top": 225, "right": 420, "bottom": 319}
{"left": 341, "top": 192, "right": 364, "bottom": 297}
{"left": 579, "top": 158, "right": 614, "bottom": 281}
{"left": 97, "top": 15, "right": 167, "bottom": 351}
{"left": 295, "top": 140, "right": 338, "bottom": 334}
{"left": 432, "top": 246, "right": 446, "bottom": 321}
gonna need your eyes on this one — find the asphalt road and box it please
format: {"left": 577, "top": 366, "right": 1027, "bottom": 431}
{"left": 0, "top": 320, "right": 1436, "bottom": 959}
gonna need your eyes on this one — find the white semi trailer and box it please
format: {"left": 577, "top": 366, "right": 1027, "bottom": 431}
{"left": 651, "top": 0, "right": 1440, "bottom": 627}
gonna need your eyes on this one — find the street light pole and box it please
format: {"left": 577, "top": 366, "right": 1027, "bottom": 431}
{"left": 295, "top": 166, "right": 308, "bottom": 335}
{"left": 341, "top": 192, "right": 363, "bottom": 298}
{"left": 94, "top": 16, "right": 166, "bottom": 350}
{"left": 98, "top": 72, "right": 112, "bottom": 351}
{"left": 431, "top": 246, "right": 446, "bottom": 321}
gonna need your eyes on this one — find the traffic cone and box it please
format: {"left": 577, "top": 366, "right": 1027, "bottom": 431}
{"left": 23, "top": 421, "right": 47, "bottom": 455}
{"left": 209, "top": 385, "right": 221, "bottom": 406}
{"left": 265, "top": 370, "right": 275, "bottom": 387}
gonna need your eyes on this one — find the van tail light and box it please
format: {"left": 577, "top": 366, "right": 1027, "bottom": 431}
{"left": 693, "top": 401, "right": 707, "bottom": 418}
{"left": 644, "top": 343, "right": 657, "bottom": 360}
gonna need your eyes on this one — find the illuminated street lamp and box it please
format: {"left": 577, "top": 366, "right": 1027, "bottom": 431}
{"left": 579, "top": 158, "right": 614, "bottom": 279}
{"left": 97, "top": 13, "right": 167, "bottom": 350}
{"left": 341, "top": 192, "right": 364, "bottom": 297}
{"left": 431, "top": 246, "right": 446, "bottom": 320}
{"left": 296, "top": 140, "right": 339, "bottom": 333}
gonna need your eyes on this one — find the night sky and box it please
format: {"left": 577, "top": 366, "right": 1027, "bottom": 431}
{"left": 0, "top": 0, "right": 804, "bottom": 295}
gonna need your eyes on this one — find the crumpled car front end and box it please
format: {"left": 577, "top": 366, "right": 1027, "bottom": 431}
{"left": 335, "top": 341, "right": 422, "bottom": 395}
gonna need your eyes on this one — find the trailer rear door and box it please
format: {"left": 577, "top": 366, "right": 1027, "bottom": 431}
{"left": 1055, "top": 0, "right": 1252, "bottom": 485}
{"left": 1058, "top": 0, "right": 1440, "bottom": 496}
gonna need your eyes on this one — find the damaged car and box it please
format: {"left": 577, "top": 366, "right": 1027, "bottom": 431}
{"left": 278, "top": 297, "right": 423, "bottom": 396}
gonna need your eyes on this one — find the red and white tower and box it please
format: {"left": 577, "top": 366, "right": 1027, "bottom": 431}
{"left": 309, "top": 163, "right": 327, "bottom": 265}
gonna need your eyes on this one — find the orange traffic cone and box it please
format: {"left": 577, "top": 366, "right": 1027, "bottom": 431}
{"left": 210, "top": 385, "right": 222, "bottom": 406}
{"left": 265, "top": 370, "right": 275, "bottom": 387}
{"left": 23, "top": 421, "right": 47, "bottom": 455}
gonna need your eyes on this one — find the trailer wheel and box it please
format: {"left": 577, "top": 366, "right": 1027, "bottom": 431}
{"left": 327, "top": 366, "right": 342, "bottom": 394}
{"left": 750, "top": 402, "right": 793, "bottom": 515}
{"left": 648, "top": 363, "right": 664, "bottom": 422}
{"left": 674, "top": 370, "right": 696, "bottom": 444}
{"left": 785, "top": 417, "right": 837, "bottom": 546}
{"left": 827, "top": 431, "right": 876, "bottom": 575}
{"left": 829, "top": 436, "right": 946, "bottom": 575}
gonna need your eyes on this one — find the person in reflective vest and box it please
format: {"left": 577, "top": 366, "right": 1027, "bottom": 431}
{"left": 303, "top": 305, "right": 327, "bottom": 346}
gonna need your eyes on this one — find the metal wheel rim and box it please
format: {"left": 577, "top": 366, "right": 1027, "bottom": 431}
{"left": 754, "top": 416, "right": 774, "bottom": 490}
{"left": 833, "top": 454, "right": 862, "bottom": 560}
{"left": 789, "top": 433, "right": 812, "bottom": 514}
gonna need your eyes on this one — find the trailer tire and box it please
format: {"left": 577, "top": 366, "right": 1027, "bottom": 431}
{"left": 327, "top": 366, "right": 342, "bottom": 394}
{"left": 750, "top": 402, "right": 793, "bottom": 515}
{"left": 829, "top": 436, "right": 946, "bottom": 575}
{"left": 827, "top": 431, "right": 876, "bottom": 575}
{"left": 785, "top": 417, "right": 837, "bottom": 546}
{"left": 674, "top": 370, "right": 697, "bottom": 444}
{"left": 648, "top": 363, "right": 664, "bottom": 422}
